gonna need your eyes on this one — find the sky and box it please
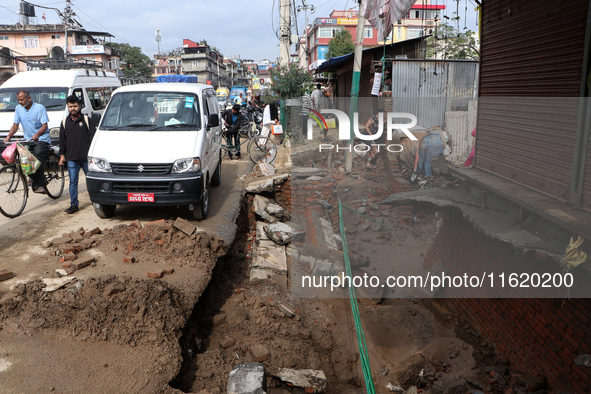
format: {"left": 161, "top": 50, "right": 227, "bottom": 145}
{"left": 0, "top": 0, "right": 480, "bottom": 61}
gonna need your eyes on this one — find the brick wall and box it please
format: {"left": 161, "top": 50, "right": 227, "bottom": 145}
{"left": 423, "top": 210, "right": 591, "bottom": 393}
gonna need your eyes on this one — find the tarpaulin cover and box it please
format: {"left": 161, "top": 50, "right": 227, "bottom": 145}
{"left": 156, "top": 75, "right": 198, "bottom": 83}
{"left": 363, "top": 0, "right": 417, "bottom": 41}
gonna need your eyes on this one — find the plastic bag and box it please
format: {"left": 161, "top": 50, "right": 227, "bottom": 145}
{"left": 1, "top": 142, "right": 17, "bottom": 164}
{"left": 16, "top": 143, "right": 40, "bottom": 175}
{"left": 272, "top": 125, "right": 283, "bottom": 135}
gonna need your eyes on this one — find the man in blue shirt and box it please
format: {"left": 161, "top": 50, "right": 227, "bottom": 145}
{"left": 3, "top": 89, "right": 51, "bottom": 193}
{"left": 222, "top": 104, "right": 245, "bottom": 160}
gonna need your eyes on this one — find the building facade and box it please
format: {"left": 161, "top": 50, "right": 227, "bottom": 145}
{"left": 181, "top": 39, "right": 226, "bottom": 87}
{"left": 0, "top": 23, "right": 121, "bottom": 80}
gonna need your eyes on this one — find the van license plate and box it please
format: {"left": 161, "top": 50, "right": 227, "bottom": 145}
{"left": 128, "top": 193, "right": 154, "bottom": 203}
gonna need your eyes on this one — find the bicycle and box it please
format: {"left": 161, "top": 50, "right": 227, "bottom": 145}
{"left": 221, "top": 132, "right": 278, "bottom": 164}
{"left": 0, "top": 141, "right": 65, "bottom": 218}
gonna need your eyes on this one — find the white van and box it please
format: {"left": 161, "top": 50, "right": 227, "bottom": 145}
{"left": 0, "top": 69, "right": 121, "bottom": 153}
{"left": 86, "top": 83, "right": 223, "bottom": 220}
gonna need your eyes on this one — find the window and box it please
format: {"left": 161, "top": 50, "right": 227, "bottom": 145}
{"left": 363, "top": 27, "right": 373, "bottom": 39}
{"left": 397, "top": 27, "right": 402, "bottom": 39}
{"left": 318, "top": 26, "right": 341, "bottom": 38}
{"left": 0, "top": 87, "right": 68, "bottom": 112}
{"left": 86, "top": 87, "right": 115, "bottom": 111}
{"left": 407, "top": 27, "right": 423, "bottom": 39}
{"left": 22, "top": 36, "right": 39, "bottom": 48}
{"left": 191, "top": 61, "right": 198, "bottom": 67}
{"left": 72, "top": 88, "right": 85, "bottom": 108}
{"left": 413, "top": 10, "right": 421, "bottom": 18}
{"left": 107, "top": 58, "right": 120, "bottom": 71}
{"left": 0, "top": 36, "right": 9, "bottom": 41}
{"left": 51, "top": 34, "right": 61, "bottom": 39}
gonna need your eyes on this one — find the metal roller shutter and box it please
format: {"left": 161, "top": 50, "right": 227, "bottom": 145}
{"left": 475, "top": 0, "right": 589, "bottom": 202}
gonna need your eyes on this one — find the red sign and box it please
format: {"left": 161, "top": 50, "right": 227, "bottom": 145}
{"left": 128, "top": 193, "right": 154, "bottom": 203}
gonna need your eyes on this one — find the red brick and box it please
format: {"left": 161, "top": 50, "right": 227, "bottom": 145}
{"left": 147, "top": 269, "right": 164, "bottom": 279}
{"left": 0, "top": 269, "right": 15, "bottom": 282}
{"left": 65, "top": 252, "right": 76, "bottom": 261}
{"left": 145, "top": 219, "right": 165, "bottom": 226}
{"left": 163, "top": 267, "right": 175, "bottom": 275}
{"left": 70, "top": 258, "right": 95, "bottom": 271}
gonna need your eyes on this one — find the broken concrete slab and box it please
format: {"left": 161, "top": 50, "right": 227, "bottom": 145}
{"left": 253, "top": 195, "right": 278, "bottom": 223}
{"left": 265, "top": 203, "right": 291, "bottom": 221}
{"left": 277, "top": 368, "right": 327, "bottom": 392}
{"left": 252, "top": 240, "right": 287, "bottom": 275}
{"left": 256, "top": 221, "right": 270, "bottom": 241}
{"left": 249, "top": 268, "right": 274, "bottom": 284}
{"left": 264, "top": 222, "right": 293, "bottom": 245}
{"left": 226, "top": 363, "right": 266, "bottom": 394}
{"left": 42, "top": 276, "right": 76, "bottom": 292}
{"left": 173, "top": 217, "right": 196, "bottom": 236}
{"left": 246, "top": 178, "right": 274, "bottom": 193}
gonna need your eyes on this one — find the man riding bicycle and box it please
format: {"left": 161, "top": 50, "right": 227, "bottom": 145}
{"left": 3, "top": 89, "right": 50, "bottom": 194}
{"left": 222, "top": 104, "right": 245, "bottom": 160}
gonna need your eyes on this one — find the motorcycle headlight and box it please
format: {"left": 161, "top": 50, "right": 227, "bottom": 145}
{"left": 49, "top": 127, "right": 60, "bottom": 139}
{"left": 88, "top": 157, "right": 112, "bottom": 173}
{"left": 172, "top": 158, "right": 201, "bottom": 173}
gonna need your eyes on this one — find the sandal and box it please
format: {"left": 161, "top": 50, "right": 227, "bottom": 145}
{"left": 33, "top": 187, "right": 47, "bottom": 194}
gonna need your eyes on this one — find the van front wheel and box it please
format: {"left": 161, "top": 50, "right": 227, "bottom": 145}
{"left": 93, "top": 203, "right": 116, "bottom": 218}
{"left": 192, "top": 179, "right": 210, "bottom": 220}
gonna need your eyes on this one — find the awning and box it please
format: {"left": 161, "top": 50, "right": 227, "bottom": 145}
{"left": 314, "top": 53, "right": 354, "bottom": 74}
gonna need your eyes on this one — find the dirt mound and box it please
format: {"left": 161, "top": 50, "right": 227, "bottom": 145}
{"left": 0, "top": 220, "right": 227, "bottom": 351}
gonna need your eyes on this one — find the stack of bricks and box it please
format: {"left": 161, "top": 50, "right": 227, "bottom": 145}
{"left": 274, "top": 178, "right": 291, "bottom": 214}
{"left": 422, "top": 209, "right": 591, "bottom": 394}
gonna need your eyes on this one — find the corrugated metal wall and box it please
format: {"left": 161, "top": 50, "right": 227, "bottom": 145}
{"left": 390, "top": 60, "right": 479, "bottom": 128}
{"left": 476, "top": 0, "right": 589, "bottom": 203}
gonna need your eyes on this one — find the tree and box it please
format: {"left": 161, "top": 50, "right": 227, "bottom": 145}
{"left": 104, "top": 42, "right": 153, "bottom": 79}
{"left": 426, "top": 22, "right": 479, "bottom": 60}
{"left": 325, "top": 29, "right": 355, "bottom": 60}
{"left": 266, "top": 63, "right": 313, "bottom": 100}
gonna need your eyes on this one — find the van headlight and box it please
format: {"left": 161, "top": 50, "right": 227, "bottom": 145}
{"left": 172, "top": 158, "right": 201, "bottom": 173}
{"left": 49, "top": 127, "right": 60, "bottom": 139}
{"left": 88, "top": 157, "right": 112, "bottom": 173}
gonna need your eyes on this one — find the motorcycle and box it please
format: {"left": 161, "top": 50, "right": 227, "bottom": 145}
{"left": 240, "top": 104, "right": 263, "bottom": 137}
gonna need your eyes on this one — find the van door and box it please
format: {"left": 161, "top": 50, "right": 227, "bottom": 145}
{"left": 205, "top": 90, "right": 222, "bottom": 153}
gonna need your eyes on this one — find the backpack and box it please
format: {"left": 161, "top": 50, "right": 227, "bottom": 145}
{"left": 62, "top": 115, "right": 91, "bottom": 136}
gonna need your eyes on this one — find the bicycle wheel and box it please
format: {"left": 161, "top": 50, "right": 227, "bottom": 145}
{"left": 45, "top": 154, "right": 65, "bottom": 199}
{"left": 0, "top": 165, "right": 28, "bottom": 218}
{"left": 247, "top": 137, "right": 277, "bottom": 164}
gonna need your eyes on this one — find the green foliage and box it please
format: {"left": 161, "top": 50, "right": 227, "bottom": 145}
{"left": 104, "top": 42, "right": 153, "bottom": 79}
{"left": 426, "top": 22, "right": 479, "bottom": 60}
{"left": 267, "top": 63, "right": 313, "bottom": 100}
{"left": 326, "top": 29, "right": 355, "bottom": 59}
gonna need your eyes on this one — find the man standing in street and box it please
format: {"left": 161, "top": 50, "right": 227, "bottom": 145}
{"left": 222, "top": 104, "right": 245, "bottom": 160}
{"left": 59, "top": 94, "right": 95, "bottom": 214}
{"left": 3, "top": 89, "right": 50, "bottom": 194}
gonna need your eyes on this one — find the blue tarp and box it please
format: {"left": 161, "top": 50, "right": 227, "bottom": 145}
{"left": 156, "top": 75, "right": 198, "bottom": 83}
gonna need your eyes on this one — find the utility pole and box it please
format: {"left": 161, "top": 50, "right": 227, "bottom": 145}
{"left": 279, "top": 0, "right": 291, "bottom": 65}
{"left": 346, "top": 0, "right": 367, "bottom": 171}
{"left": 63, "top": 0, "right": 74, "bottom": 59}
{"left": 296, "top": 1, "right": 315, "bottom": 68}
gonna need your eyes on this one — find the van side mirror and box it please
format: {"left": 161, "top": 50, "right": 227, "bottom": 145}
{"left": 208, "top": 113, "right": 220, "bottom": 128}
{"left": 91, "top": 112, "right": 102, "bottom": 126}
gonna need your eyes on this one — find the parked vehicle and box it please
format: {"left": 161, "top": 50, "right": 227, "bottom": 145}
{"left": 86, "top": 83, "right": 223, "bottom": 220}
{"left": 229, "top": 86, "right": 247, "bottom": 105}
{"left": 0, "top": 69, "right": 121, "bottom": 161}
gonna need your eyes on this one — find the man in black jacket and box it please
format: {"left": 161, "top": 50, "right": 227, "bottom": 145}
{"left": 58, "top": 94, "right": 95, "bottom": 213}
{"left": 222, "top": 104, "right": 245, "bottom": 159}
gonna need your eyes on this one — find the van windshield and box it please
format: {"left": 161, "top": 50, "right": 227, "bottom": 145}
{"left": 230, "top": 88, "right": 246, "bottom": 97}
{"left": 101, "top": 91, "right": 202, "bottom": 131}
{"left": 0, "top": 87, "right": 68, "bottom": 112}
